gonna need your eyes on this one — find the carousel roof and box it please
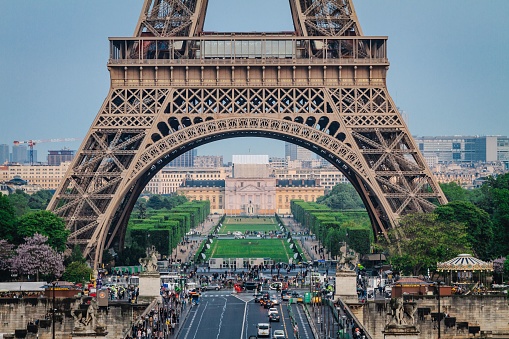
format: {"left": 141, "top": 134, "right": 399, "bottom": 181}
{"left": 437, "top": 254, "right": 493, "bottom": 272}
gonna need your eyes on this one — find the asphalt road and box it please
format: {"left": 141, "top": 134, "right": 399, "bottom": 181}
{"left": 178, "top": 290, "right": 313, "bottom": 339}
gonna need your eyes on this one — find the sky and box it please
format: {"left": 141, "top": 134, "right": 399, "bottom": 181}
{"left": 1, "top": 0, "right": 508, "bottom": 163}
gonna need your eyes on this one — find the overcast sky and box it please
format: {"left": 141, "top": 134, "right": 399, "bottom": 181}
{"left": 1, "top": 0, "right": 508, "bottom": 163}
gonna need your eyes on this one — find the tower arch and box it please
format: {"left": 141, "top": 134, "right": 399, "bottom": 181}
{"left": 48, "top": 0, "right": 447, "bottom": 267}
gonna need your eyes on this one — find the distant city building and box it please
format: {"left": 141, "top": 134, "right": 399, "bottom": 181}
{"left": 0, "top": 162, "right": 71, "bottom": 190}
{"left": 48, "top": 149, "right": 75, "bottom": 166}
{"left": 415, "top": 135, "right": 509, "bottom": 167}
{"left": 0, "top": 144, "right": 9, "bottom": 164}
{"left": 193, "top": 155, "right": 223, "bottom": 168}
{"left": 144, "top": 167, "right": 229, "bottom": 195}
{"left": 11, "top": 144, "right": 27, "bottom": 163}
{"left": 168, "top": 149, "right": 197, "bottom": 167}
{"left": 178, "top": 155, "right": 324, "bottom": 214}
{"left": 27, "top": 150, "right": 38, "bottom": 164}
{"left": 285, "top": 142, "right": 314, "bottom": 161}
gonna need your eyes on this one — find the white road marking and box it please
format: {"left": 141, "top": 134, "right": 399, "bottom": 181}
{"left": 296, "top": 304, "right": 310, "bottom": 339}
{"left": 215, "top": 297, "right": 228, "bottom": 339}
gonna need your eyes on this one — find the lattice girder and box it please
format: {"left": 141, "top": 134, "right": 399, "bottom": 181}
{"left": 48, "top": 0, "right": 447, "bottom": 267}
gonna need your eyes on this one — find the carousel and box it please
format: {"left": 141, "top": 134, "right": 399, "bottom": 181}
{"left": 437, "top": 254, "right": 493, "bottom": 293}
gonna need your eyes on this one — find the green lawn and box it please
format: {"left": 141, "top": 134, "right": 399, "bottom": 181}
{"left": 218, "top": 217, "right": 279, "bottom": 234}
{"left": 205, "top": 239, "right": 295, "bottom": 263}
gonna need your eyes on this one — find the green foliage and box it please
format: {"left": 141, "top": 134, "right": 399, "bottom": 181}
{"left": 347, "top": 228, "right": 371, "bottom": 255}
{"left": 435, "top": 201, "right": 494, "bottom": 260}
{"left": 0, "top": 193, "right": 17, "bottom": 242}
{"left": 116, "top": 245, "right": 145, "bottom": 266}
{"left": 27, "top": 190, "right": 53, "bottom": 210}
{"left": 7, "top": 190, "right": 29, "bottom": 216}
{"left": 316, "top": 183, "right": 365, "bottom": 210}
{"left": 135, "top": 201, "right": 147, "bottom": 219}
{"left": 384, "top": 213, "right": 471, "bottom": 276}
{"left": 17, "top": 211, "right": 70, "bottom": 251}
{"left": 65, "top": 245, "right": 86, "bottom": 266}
{"left": 290, "top": 200, "right": 372, "bottom": 258}
{"left": 439, "top": 182, "right": 469, "bottom": 202}
{"left": 62, "top": 261, "right": 93, "bottom": 285}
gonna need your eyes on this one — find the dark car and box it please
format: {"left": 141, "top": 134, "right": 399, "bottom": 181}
{"left": 263, "top": 300, "right": 274, "bottom": 309}
{"left": 269, "top": 312, "right": 280, "bottom": 322}
{"left": 253, "top": 293, "right": 263, "bottom": 303}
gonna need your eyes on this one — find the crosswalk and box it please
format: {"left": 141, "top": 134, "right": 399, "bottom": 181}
{"left": 200, "top": 291, "right": 255, "bottom": 302}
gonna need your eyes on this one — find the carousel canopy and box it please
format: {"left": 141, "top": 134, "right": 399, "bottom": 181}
{"left": 437, "top": 254, "right": 493, "bottom": 272}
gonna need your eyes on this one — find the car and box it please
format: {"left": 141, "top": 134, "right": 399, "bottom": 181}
{"left": 263, "top": 300, "right": 274, "bottom": 309}
{"left": 281, "top": 290, "right": 291, "bottom": 301}
{"left": 202, "top": 283, "right": 221, "bottom": 291}
{"left": 272, "top": 329, "right": 286, "bottom": 339}
{"left": 291, "top": 292, "right": 303, "bottom": 303}
{"left": 257, "top": 323, "right": 271, "bottom": 338}
{"left": 268, "top": 312, "right": 280, "bottom": 322}
{"left": 267, "top": 307, "right": 278, "bottom": 316}
{"left": 270, "top": 294, "right": 279, "bottom": 305}
{"left": 253, "top": 293, "right": 263, "bottom": 303}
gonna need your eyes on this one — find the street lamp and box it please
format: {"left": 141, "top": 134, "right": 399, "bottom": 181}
{"left": 52, "top": 281, "right": 56, "bottom": 339}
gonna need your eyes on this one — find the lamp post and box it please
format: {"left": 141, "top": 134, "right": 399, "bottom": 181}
{"left": 436, "top": 282, "right": 441, "bottom": 339}
{"left": 52, "top": 281, "right": 56, "bottom": 339}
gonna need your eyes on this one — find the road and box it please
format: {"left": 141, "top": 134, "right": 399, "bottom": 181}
{"left": 178, "top": 290, "right": 313, "bottom": 339}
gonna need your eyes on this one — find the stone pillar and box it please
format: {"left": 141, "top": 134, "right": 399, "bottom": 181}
{"left": 138, "top": 272, "right": 161, "bottom": 302}
{"left": 382, "top": 325, "right": 420, "bottom": 339}
{"left": 334, "top": 269, "right": 358, "bottom": 304}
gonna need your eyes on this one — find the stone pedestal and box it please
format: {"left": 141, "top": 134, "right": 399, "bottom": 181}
{"left": 138, "top": 272, "right": 161, "bottom": 301}
{"left": 334, "top": 269, "right": 358, "bottom": 303}
{"left": 382, "top": 325, "right": 420, "bottom": 339}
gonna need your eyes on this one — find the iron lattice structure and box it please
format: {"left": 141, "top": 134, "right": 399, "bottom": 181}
{"left": 48, "top": 0, "right": 447, "bottom": 266}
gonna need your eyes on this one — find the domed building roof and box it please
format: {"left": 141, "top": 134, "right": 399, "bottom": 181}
{"left": 437, "top": 254, "right": 493, "bottom": 272}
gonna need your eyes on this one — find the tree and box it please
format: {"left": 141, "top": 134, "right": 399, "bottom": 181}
{"left": 0, "top": 240, "right": 15, "bottom": 270}
{"left": 0, "top": 193, "right": 17, "bottom": 242}
{"left": 10, "top": 233, "right": 64, "bottom": 281}
{"left": 435, "top": 201, "right": 494, "bottom": 260}
{"left": 439, "top": 182, "right": 469, "bottom": 202}
{"left": 147, "top": 195, "right": 165, "bottom": 209}
{"left": 471, "top": 173, "right": 509, "bottom": 257}
{"left": 316, "top": 183, "right": 365, "bottom": 210}
{"left": 27, "top": 190, "right": 54, "bottom": 210}
{"left": 17, "top": 211, "right": 69, "bottom": 251}
{"left": 7, "top": 190, "right": 29, "bottom": 216}
{"left": 136, "top": 201, "right": 147, "bottom": 219}
{"left": 62, "top": 261, "right": 93, "bottom": 285}
{"left": 325, "top": 228, "right": 343, "bottom": 259}
{"left": 384, "top": 213, "right": 471, "bottom": 276}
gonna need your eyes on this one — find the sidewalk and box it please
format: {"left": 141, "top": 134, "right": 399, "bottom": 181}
{"left": 170, "top": 215, "right": 221, "bottom": 263}
{"left": 280, "top": 216, "right": 322, "bottom": 263}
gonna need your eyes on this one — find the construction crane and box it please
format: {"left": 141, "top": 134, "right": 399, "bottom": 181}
{"left": 13, "top": 138, "right": 80, "bottom": 165}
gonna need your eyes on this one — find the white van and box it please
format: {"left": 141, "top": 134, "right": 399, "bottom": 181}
{"left": 257, "top": 323, "right": 270, "bottom": 337}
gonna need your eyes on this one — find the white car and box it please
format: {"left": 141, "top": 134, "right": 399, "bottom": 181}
{"left": 272, "top": 329, "right": 286, "bottom": 339}
{"left": 268, "top": 307, "right": 278, "bottom": 316}
{"left": 257, "top": 323, "right": 270, "bottom": 338}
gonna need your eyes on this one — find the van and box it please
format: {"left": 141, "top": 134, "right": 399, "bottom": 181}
{"left": 257, "top": 323, "right": 270, "bottom": 337}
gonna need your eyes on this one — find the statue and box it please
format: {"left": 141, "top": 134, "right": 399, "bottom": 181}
{"left": 387, "top": 297, "right": 418, "bottom": 327}
{"left": 139, "top": 246, "right": 159, "bottom": 273}
{"left": 71, "top": 298, "right": 107, "bottom": 336}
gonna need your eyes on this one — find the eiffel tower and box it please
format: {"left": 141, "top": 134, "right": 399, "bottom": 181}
{"left": 48, "top": 0, "right": 447, "bottom": 266}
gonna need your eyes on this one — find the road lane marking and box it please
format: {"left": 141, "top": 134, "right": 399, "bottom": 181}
{"left": 295, "top": 304, "right": 310, "bottom": 339}
{"left": 183, "top": 301, "right": 208, "bottom": 339}
{"left": 215, "top": 297, "right": 228, "bottom": 339}
{"left": 279, "top": 303, "right": 289, "bottom": 338}
{"left": 241, "top": 298, "right": 249, "bottom": 339}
